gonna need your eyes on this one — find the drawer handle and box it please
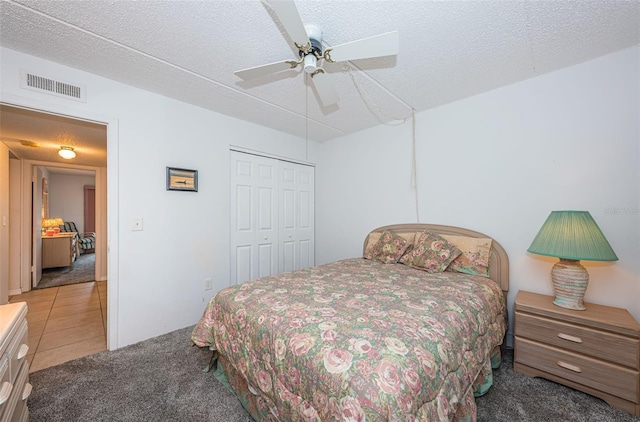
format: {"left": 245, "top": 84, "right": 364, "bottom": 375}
{"left": 22, "top": 383, "right": 33, "bottom": 401}
{"left": 557, "top": 360, "right": 582, "bottom": 373}
{"left": 17, "top": 344, "right": 29, "bottom": 360}
{"left": 557, "top": 333, "right": 583, "bottom": 343}
{"left": 0, "top": 381, "right": 12, "bottom": 405}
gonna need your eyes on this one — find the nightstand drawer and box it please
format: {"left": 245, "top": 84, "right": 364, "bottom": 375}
{"left": 517, "top": 312, "right": 640, "bottom": 369}
{"left": 516, "top": 337, "right": 639, "bottom": 403}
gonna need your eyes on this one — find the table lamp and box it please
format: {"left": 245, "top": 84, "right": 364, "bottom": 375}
{"left": 527, "top": 210, "right": 618, "bottom": 310}
{"left": 54, "top": 217, "right": 64, "bottom": 234}
{"left": 42, "top": 218, "right": 58, "bottom": 236}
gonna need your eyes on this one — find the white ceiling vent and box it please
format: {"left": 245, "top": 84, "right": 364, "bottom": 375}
{"left": 20, "top": 70, "right": 86, "bottom": 102}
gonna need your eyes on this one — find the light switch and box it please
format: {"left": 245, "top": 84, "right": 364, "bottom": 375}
{"left": 2, "top": 216, "right": 6, "bottom": 226}
{"left": 132, "top": 218, "right": 143, "bottom": 231}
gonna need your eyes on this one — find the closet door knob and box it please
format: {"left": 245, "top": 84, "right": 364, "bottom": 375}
{"left": 288, "top": 234, "right": 292, "bottom": 238}
{"left": 264, "top": 237, "right": 268, "bottom": 240}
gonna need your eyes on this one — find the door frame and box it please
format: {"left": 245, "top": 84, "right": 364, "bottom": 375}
{"left": 1, "top": 93, "right": 120, "bottom": 350}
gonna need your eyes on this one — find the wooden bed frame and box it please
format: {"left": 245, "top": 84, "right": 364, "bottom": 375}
{"left": 364, "top": 223, "right": 510, "bottom": 293}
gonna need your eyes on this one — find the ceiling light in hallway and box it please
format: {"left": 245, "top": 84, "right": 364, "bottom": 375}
{"left": 58, "top": 146, "right": 76, "bottom": 159}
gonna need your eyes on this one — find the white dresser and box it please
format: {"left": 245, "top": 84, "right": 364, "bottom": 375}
{"left": 0, "top": 302, "right": 31, "bottom": 422}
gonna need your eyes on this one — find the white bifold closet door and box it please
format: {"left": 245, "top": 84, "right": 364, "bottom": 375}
{"left": 230, "top": 150, "right": 315, "bottom": 285}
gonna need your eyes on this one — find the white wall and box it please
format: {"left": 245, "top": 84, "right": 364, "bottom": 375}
{"left": 1, "top": 47, "right": 318, "bottom": 348}
{"left": 48, "top": 172, "right": 95, "bottom": 233}
{"left": 317, "top": 46, "right": 640, "bottom": 342}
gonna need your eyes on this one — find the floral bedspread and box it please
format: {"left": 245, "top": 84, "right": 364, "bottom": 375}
{"left": 192, "top": 258, "right": 507, "bottom": 421}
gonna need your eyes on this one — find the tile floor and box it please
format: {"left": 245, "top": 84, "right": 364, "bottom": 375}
{"left": 8, "top": 280, "right": 107, "bottom": 373}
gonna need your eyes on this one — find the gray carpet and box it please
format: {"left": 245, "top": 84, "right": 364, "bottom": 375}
{"left": 28, "top": 326, "right": 640, "bottom": 422}
{"left": 34, "top": 253, "right": 95, "bottom": 290}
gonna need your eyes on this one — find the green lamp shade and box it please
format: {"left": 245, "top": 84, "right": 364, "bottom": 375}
{"left": 527, "top": 211, "right": 618, "bottom": 261}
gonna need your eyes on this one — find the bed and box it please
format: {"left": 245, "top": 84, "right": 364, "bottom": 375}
{"left": 192, "top": 223, "right": 509, "bottom": 421}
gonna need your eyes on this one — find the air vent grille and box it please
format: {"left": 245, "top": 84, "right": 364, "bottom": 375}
{"left": 20, "top": 70, "right": 86, "bottom": 102}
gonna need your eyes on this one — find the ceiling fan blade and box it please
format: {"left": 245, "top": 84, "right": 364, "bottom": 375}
{"left": 267, "top": 0, "right": 310, "bottom": 48}
{"left": 326, "top": 31, "right": 399, "bottom": 62}
{"left": 310, "top": 71, "right": 339, "bottom": 106}
{"left": 235, "top": 60, "right": 297, "bottom": 80}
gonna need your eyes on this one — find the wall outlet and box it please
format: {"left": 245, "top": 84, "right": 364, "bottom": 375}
{"left": 204, "top": 278, "right": 212, "bottom": 291}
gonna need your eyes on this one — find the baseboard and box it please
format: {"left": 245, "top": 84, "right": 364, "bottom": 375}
{"left": 9, "top": 288, "right": 23, "bottom": 296}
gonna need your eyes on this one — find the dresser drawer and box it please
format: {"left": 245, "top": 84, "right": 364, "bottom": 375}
{"left": 516, "top": 312, "right": 640, "bottom": 369}
{"left": 516, "top": 337, "right": 639, "bottom": 403}
{"left": 9, "top": 363, "right": 30, "bottom": 422}
{"left": 5, "top": 321, "right": 27, "bottom": 385}
{"left": 0, "top": 358, "right": 10, "bottom": 420}
{"left": 0, "top": 361, "right": 30, "bottom": 422}
{"left": 13, "top": 404, "right": 27, "bottom": 422}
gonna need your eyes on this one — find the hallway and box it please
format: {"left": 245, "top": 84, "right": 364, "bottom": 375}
{"left": 9, "top": 280, "right": 107, "bottom": 372}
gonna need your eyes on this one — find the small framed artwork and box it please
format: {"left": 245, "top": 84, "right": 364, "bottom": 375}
{"left": 166, "top": 167, "right": 198, "bottom": 192}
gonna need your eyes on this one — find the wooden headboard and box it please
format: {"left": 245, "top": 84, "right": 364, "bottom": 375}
{"left": 363, "top": 224, "right": 509, "bottom": 292}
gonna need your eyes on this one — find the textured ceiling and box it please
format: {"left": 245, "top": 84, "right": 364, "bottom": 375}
{"left": 0, "top": 0, "right": 639, "bottom": 147}
{"left": 0, "top": 104, "right": 107, "bottom": 167}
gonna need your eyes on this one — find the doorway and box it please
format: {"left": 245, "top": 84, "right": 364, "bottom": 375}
{"left": 35, "top": 167, "right": 97, "bottom": 290}
{"left": 1, "top": 99, "right": 117, "bottom": 355}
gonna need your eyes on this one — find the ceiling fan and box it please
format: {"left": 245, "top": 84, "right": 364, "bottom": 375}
{"left": 234, "top": 0, "right": 399, "bottom": 106}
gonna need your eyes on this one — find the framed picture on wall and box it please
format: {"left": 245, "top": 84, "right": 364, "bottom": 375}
{"left": 166, "top": 167, "right": 198, "bottom": 192}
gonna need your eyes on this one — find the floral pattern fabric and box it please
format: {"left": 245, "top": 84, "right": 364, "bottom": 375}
{"left": 192, "top": 258, "right": 507, "bottom": 421}
{"left": 399, "top": 231, "right": 462, "bottom": 272}
{"left": 442, "top": 235, "right": 493, "bottom": 278}
{"left": 364, "top": 231, "right": 410, "bottom": 263}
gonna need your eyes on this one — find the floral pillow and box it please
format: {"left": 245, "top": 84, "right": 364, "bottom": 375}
{"left": 364, "top": 231, "right": 411, "bottom": 264}
{"left": 364, "top": 232, "right": 382, "bottom": 256}
{"left": 399, "top": 231, "right": 461, "bottom": 273}
{"left": 442, "top": 235, "right": 492, "bottom": 277}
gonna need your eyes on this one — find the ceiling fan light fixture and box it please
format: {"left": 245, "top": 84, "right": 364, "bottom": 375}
{"left": 58, "top": 146, "right": 76, "bottom": 159}
{"left": 303, "top": 54, "right": 318, "bottom": 73}
{"left": 234, "top": 1, "right": 398, "bottom": 107}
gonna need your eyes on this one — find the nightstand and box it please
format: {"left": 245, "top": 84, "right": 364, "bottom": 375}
{"left": 514, "top": 290, "right": 640, "bottom": 416}
{"left": 42, "top": 232, "right": 77, "bottom": 269}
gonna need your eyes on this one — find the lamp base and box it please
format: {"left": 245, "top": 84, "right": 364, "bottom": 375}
{"left": 551, "top": 259, "right": 589, "bottom": 310}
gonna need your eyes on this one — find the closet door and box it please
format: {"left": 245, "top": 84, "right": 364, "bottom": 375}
{"left": 279, "top": 161, "right": 315, "bottom": 273}
{"left": 230, "top": 151, "right": 278, "bottom": 285}
{"left": 230, "top": 150, "right": 315, "bottom": 285}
